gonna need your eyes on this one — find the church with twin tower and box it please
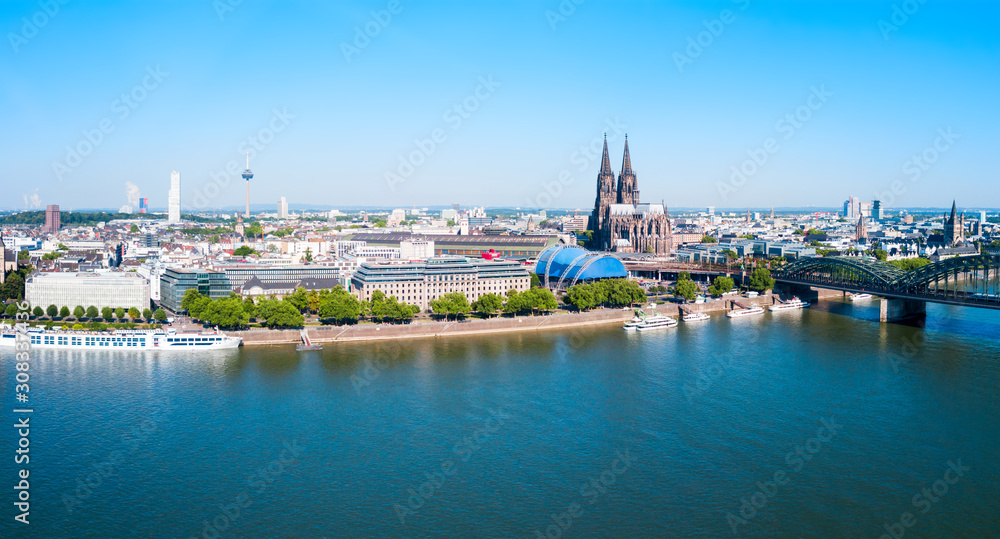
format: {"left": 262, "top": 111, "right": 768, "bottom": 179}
{"left": 588, "top": 136, "right": 673, "bottom": 254}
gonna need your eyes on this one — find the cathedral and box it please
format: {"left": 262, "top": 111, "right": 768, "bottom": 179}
{"left": 588, "top": 136, "right": 673, "bottom": 254}
{"left": 943, "top": 200, "right": 965, "bottom": 246}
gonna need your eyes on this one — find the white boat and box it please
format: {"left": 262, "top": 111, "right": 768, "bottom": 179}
{"left": 0, "top": 326, "right": 241, "bottom": 350}
{"left": 769, "top": 298, "right": 811, "bottom": 311}
{"left": 726, "top": 306, "right": 765, "bottom": 318}
{"left": 849, "top": 293, "right": 873, "bottom": 301}
{"left": 635, "top": 314, "right": 678, "bottom": 331}
{"left": 623, "top": 316, "right": 642, "bottom": 331}
{"left": 683, "top": 312, "right": 710, "bottom": 322}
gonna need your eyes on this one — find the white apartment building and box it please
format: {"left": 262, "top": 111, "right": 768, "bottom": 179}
{"left": 26, "top": 272, "right": 150, "bottom": 311}
{"left": 168, "top": 171, "right": 181, "bottom": 222}
{"left": 400, "top": 239, "right": 434, "bottom": 260}
{"left": 277, "top": 197, "right": 289, "bottom": 219}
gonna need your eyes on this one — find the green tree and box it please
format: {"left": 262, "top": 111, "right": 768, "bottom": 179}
{"left": 130, "top": 224, "right": 140, "bottom": 233}
{"left": 599, "top": 279, "right": 646, "bottom": 307}
{"left": 318, "top": 288, "right": 363, "bottom": 324}
{"left": 303, "top": 247, "right": 313, "bottom": 262}
{"left": 200, "top": 297, "right": 250, "bottom": 329}
{"left": 701, "top": 235, "right": 718, "bottom": 244}
{"left": 708, "top": 276, "right": 735, "bottom": 297}
{"left": 180, "top": 289, "right": 204, "bottom": 313}
{"left": 383, "top": 296, "right": 419, "bottom": 323}
{"left": 806, "top": 228, "right": 823, "bottom": 236}
{"left": 285, "top": 287, "right": 309, "bottom": 313}
{"left": 188, "top": 297, "right": 210, "bottom": 320}
{"left": 233, "top": 245, "right": 255, "bottom": 256}
{"left": 721, "top": 249, "right": 738, "bottom": 262}
{"left": 114, "top": 307, "right": 125, "bottom": 320}
{"left": 673, "top": 279, "right": 698, "bottom": 302}
{"left": 431, "top": 292, "right": 470, "bottom": 321}
{"left": 59, "top": 306, "right": 70, "bottom": 318}
{"left": 154, "top": 308, "right": 167, "bottom": 322}
{"left": 888, "top": 258, "right": 932, "bottom": 271}
{"left": 446, "top": 219, "right": 456, "bottom": 227}
{"left": 524, "top": 287, "right": 558, "bottom": 314}
{"left": 5, "top": 304, "right": 18, "bottom": 318}
{"left": 263, "top": 301, "right": 305, "bottom": 328}
{"left": 31, "top": 305, "right": 43, "bottom": 318}
{"left": 128, "top": 307, "right": 140, "bottom": 320}
{"left": 871, "top": 249, "right": 888, "bottom": 261}
{"left": 86, "top": 305, "right": 99, "bottom": 319}
{"left": 678, "top": 271, "right": 691, "bottom": 282}
{"left": 245, "top": 221, "right": 263, "bottom": 238}
{"left": 472, "top": 293, "right": 504, "bottom": 317}
{"left": 1, "top": 272, "right": 25, "bottom": 301}
{"left": 793, "top": 229, "right": 805, "bottom": 235}
{"left": 530, "top": 273, "right": 541, "bottom": 288}
{"left": 17, "top": 250, "right": 29, "bottom": 261}
{"left": 142, "top": 308, "right": 153, "bottom": 321}
{"left": 48, "top": 305, "right": 59, "bottom": 318}
{"left": 73, "top": 305, "right": 85, "bottom": 319}
{"left": 242, "top": 297, "right": 257, "bottom": 319}
{"left": 565, "top": 283, "right": 601, "bottom": 311}
{"left": 748, "top": 267, "right": 775, "bottom": 293}
{"left": 503, "top": 289, "right": 529, "bottom": 314}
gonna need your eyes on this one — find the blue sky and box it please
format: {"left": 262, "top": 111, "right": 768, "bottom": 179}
{"left": 2, "top": 0, "right": 998, "bottom": 212}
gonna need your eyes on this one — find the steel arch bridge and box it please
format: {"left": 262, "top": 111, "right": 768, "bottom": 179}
{"left": 773, "top": 255, "right": 1000, "bottom": 309}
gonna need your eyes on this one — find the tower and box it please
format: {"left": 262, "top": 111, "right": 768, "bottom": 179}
{"left": 168, "top": 172, "right": 181, "bottom": 223}
{"left": 589, "top": 135, "right": 617, "bottom": 239}
{"left": 616, "top": 135, "right": 639, "bottom": 205}
{"left": 241, "top": 152, "right": 254, "bottom": 218}
{"left": 944, "top": 200, "right": 964, "bottom": 245}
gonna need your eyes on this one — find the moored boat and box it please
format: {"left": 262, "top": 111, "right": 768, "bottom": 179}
{"left": 635, "top": 314, "right": 678, "bottom": 331}
{"left": 769, "top": 298, "right": 811, "bottom": 311}
{"left": 0, "top": 325, "right": 241, "bottom": 350}
{"left": 726, "top": 306, "right": 765, "bottom": 318}
{"left": 849, "top": 293, "right": 873, "bottom": 301}
{"left": 682, "top": 312, "right": 710, "bottom": 322}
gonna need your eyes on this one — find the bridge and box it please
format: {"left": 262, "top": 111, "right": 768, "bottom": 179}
{"left": 773, "top": 255, "right": 1000, "bottom": 321}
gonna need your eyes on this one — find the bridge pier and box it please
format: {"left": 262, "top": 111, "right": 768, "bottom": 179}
{"left": 773, "top": 283, "right": 819, "bottom": 303}
{"left": 879, "top": 298, "right": 926, "bottom": 323}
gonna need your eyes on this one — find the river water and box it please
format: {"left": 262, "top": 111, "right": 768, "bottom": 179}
{"left": 2, "top": 297, "right": 999, "bottom": 538}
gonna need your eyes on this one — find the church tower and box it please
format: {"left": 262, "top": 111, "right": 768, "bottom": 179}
{"left": 616, "top": 135, "right": 639, "bottom": 205}
{"left": 589, "top": 135, "right": 617, "bottom": 238}
{"left": 944, "top": 200, "right": 965, "bottom": 245}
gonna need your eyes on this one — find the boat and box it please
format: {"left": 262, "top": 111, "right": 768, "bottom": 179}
{"left": 849, "top": 293, "right": 873, "bottom": 301}
{"left": 0, "top": 325, "right": 241, "bottom": 350}
{"left": 769, "top": 298, "right": 811, "bottom": 311}
{"left": 635, "top": 314, "right": 678, "bottom": 331}
{"left": 683, "top": 312, "right": 710, "bottom": 322}
{"left": 726, "top": 306, "right": 765, "bottom": 318}
{"left": 296, "top": 329, "right": 323, "bottom": 351}
{"left": 623, "top": 310, "right": 646, "bottom": 331}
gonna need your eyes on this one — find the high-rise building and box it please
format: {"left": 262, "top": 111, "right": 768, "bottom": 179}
{"left": 168, "top": 171, "right": 181, "bottom": 222}
{"left": 139, "top": 198, "right": 148, "bottom": 214}
{"left": 241, "top": 152, "right": 254, "bottom": 217}
{"left": 980, "top": 210, "right": 988, "bottom": 223}
{"left": 843, "top": 196, "right": 858, "bottom": 219}
{"left": 44, "top": 204, "right": 61, "bottom": 233}
{"left": 872, "top": 200, "right": 884, "bottom": 221}
{"left": 277, "top": 197, "right": 288, "bottom": 219}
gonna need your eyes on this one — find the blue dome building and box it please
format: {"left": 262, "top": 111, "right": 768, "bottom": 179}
{"left": 534, "top": 245, "right": 628, "bottom": 288}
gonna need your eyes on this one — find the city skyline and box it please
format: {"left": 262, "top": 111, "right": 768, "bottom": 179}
{"left": 4, "top": 1, "right": 998, "bottom": 211}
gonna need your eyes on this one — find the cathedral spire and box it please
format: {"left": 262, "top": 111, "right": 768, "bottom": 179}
{"left": 621, "top": 134, "right": 633, "bottom": 176}
{"left": 950, "top": 200, "right": 957, "bottom": 219}
{"left": 600, "top": 134, "right": 613, "bottom": 175}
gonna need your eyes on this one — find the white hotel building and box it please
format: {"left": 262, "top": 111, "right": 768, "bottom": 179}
{"left": 26, "top": 272, "right": 151, "bottom": 311}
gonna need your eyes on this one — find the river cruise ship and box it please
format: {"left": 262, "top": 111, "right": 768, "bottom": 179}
{"left": 726, "top": 306, "right": 765, "bottom": 318}
{"left": 0, "top": 326, "right": 242, "bottom": 350}
{"left": 769, "top": 298, "right": 811, "bottom": 311}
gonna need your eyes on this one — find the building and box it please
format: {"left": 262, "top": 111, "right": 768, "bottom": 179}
{"left": 138, "top": 197, "right": 148, "bottom": 214}
{"left": 26, "top": 272, "right": 150, "bottom": 311}
{"left": 241, "top": 152, "right": 254, "bottom": 217}
{"left": 44, "top": 204, "right": 61, "bottom": 233}
{"left": 589, "top": 136, "right": 672, "bottom": 254}
{"left": 351, "top": 256, "right": 530, "bottom": 311}
{"left": 159, "top": 268, "right": 231, "bottom": 312}
{"left": 534, "top": 245, "right": 628, "bottom": 288}
{"left": 277, "top": 197, "right": 289, "bottom": 219}
{"left": 843, "top": 196, "right": 858, "bottom": 219}
{"left": 944, "top": 200, "right": 965, "bottom": 245}
{"left": 872, "top": 200, "right": 884, "bottom": 221}
{"left": 388, "top": 209, "right": 406, "bottom": 227}
{"left": 345, "top": 232, "right": 556, "bottom": 259}
{"left": 168, "top": 171, "right": 181, "bottom": 222}
{"left": 216, "top": 264, "right": 345, "bottom": 292}
{"left": 400, "top": 239, "right": 434, "bottom": 260}
{"left": 855, "top": 215, "right": 868, "bottom": 242}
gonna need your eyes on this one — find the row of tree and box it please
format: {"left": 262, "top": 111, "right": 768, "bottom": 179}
{"left": 563, "top": 279, "right": 647, "bottom": 311}
{"left": 1, "top": 303, "right": 166, "bottom": 322}
{"left": 431, "top": 288, "right": 560, "bottom": 320}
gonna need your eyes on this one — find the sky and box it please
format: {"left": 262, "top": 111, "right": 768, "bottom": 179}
{"left": 2, "top": 0, "right": 998, "bottom": 213}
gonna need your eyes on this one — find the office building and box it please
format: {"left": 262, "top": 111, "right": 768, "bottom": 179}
{"left": 345, "top": 232, "right": 556, "bottom": 259}
{"left": 872, "top": 200, "right": 884, "bottom": 221}
{"left": 400, "top": 240, "right": 434, "bottom": 260}
{"left": 44, "top": 204, "right": 61, "bottom": 233}
{"left": 277, "top": 197, "right": 289, "bottom": 219}
{"left": 139, "top": 197, "right": 148, "bottom": 214}
{"left": 215, "top": 264, "right": 343, "bottom": 291}
{"left": 352, "top": 256, "right": 531, "bottom": 311}
{"left": 159, "top": 268, "right": 231, "bottom": 312}
{"left": 168, "top": 171, "right": 181, "bottom": 222}
{"left": 843, "top": 196, "right": 858, "bottom": 219}
{"left": 26, "top": 272, "right": 150, "bottom": 311}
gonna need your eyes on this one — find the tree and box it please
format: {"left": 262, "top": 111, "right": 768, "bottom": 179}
{"left": 86, "top": 305, "right": 99, "bottom": 319}
{"left": 115, "top": 307, "right": 126, "bottom": 320}
{"left": 383, "top": 296, "right": 419, "bottom": 323}
{"left": 472, "top": 293, "right": 504, "bottom": 317}
{"left": 503, "top": 289, "right": 529, "bottom": 314}
{"left": 130, "top": 224, "right": 140, "bottom": 233}
{"left": 5, "top": 304, "right": 18, "bottom": 318}
{"left": 599, "top": 279, "right": 646, "bottom": 308}
{"left": 233, "top": 245, "right": 255, "bottom": 256}
{"left": 48, "top": 305, "right": 59, "bottom": 318}
{"left": 431, "top": 292, "right": 470, "bottom": 321}
{"left": 263, "top": 301, "right": 304, "bottom": 328}
{"left": 565, "top": 283, "right": 601, "bottom": 311}
{"left": 142, "top": 308, "right": 153, "bottom": 321}
{"left": 318, "top": 288, "right": 362, "bottom": 324}
{"left": 678, "top": 271, "right": 691, "bottom": 282}
{"left": 59, "top": 306, "right": 70, "bottom": 318}
{"left": 303, "top": 247, "right": 313, "bottom": 263}
{"left": 128, "top": 307, "right": 140, "bottom": 320}
{"left": 721, "top": 249, "right": 738, "bottom": 262}
{"left": 73, "top": 305, "right": 85, "bottom": 319}
{"left": 806, "top": 228, "right": 823, "bottom": 236}
{"left": 154, "top": 308, "right": 167, "bottom": 322}
{"left": 673, "top": 279, "right": 698, "bottom": 302}
{"left": 446, "top": 219, "right": 456, "bottom": 227}
{"left": 871, "top": 249, "right": 888, "bottom": 261}
{"left": 31, "top": 305, "right": 43, "bottom": 318}
{"left": 888, "top": 258, "right": 932, "bottom": 271}
{"left": 793, "top": 229, "right": 805, "bottom": 235}
{"left": 242, "top": 296, "right": 257, "bottom": 319}
{"left": 1, "top": 272, "right": 25, "bottom": 301}
{"left": 188, "top": 297, "right": 210, "bottom": 320}
{"left": 701, "top": 235, "right": 718, "bottom": 244}
{"left": 306, "top": 290, "right": 321, "bottom": 314}
{"left": 101, "top": 306, "right": 113, "bottom": 320}
{"left": 748, "top": 267, "right": 775, "bottom": 293}
{"left": 181, "top": 289, "right": 204, "bottom": 313}
{"left": 200, "top": 297, "right": 249, "bottom": 329}
{"left": 530, "top": 273, "right": 541, "bottom": 288}
{"left": 17, "top": 250, "right": 29, "bottom": 261}
{"left": 524, "top": 287, "right": 558, "bottom": 314}
{"left": 708, "top": 276, "right": 735, "bottom": 297}
{"left": 285, "top": 287, "right": 309, "bottom": 313}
